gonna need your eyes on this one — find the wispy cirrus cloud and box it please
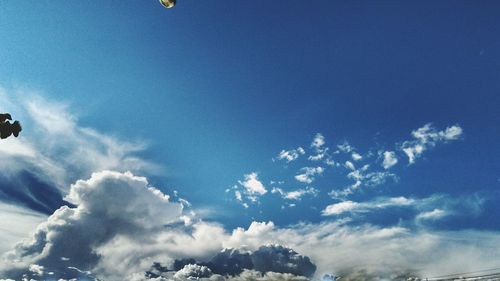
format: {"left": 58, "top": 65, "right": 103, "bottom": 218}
{"left": 321, "top": 193, "right": 485, "bottom": 225}
{"left": 0, "top": 86, "right": 161, "bottom": 254}
{"left": 272, "top": 187, "right": 318, "bottom": 201}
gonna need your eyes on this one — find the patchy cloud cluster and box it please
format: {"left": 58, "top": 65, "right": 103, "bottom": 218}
{"left": 400, "top": 123, "right": 463, "bottom": 164}
{"left": 276, "top": 147, "right": 305, "bottom": 163}
{"left": 231, "top": 123, "right": 463, "bottom": 214}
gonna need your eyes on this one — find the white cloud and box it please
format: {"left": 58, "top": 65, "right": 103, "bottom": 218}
{"left": 272, "top": 187, "right": 318, "bottom": 201}
{"left": 344, "top": 161, "right": 355, "bottom": 171}
{"left": 0, "top": 184, "right": 497, "bottom": 281}
{"left": 322, "top": 196, "right": 415, "bottom": 216}
{"left": 308, "top": 152, "right": 326, "bottom": 161}
{"left": 0, "top": 203, "right": 47, "bottom": 255}
{"left": 0, "top": 88, "right": 173, "bottom": 263}
{"left": 351, "top": 152, "right": 362, "bottom": 161}
{"left": 1, "top": 171, "right": 183, "bottom": 280}
{"left": 330, "top": 163, "right": 397, "bottom": 198}
{"left": 382, "top": 151, "right": 398, "bottom": 169}
{"left": 238, "top": 173, "right": 267, "bottom": 195}
{"left": 321, "top": 194, "right": 483, "bottom": 226}
{"left": 402, "top": 144, "right": 424, "bottom": 165}
{"left": 173, "top": 264, "right": 212, "bottom": 279}
{"left": 324, "top": 159, "right": 336, "bottom": 167}
{"left": 308, "top": 134, "right": 328, "bottom": 161}
{"left": 277, "top": 147, "right": 305, "bottom": 163}
{"left": 321, "top": 201, "right": 360, "bottom": 216}
{"left": 363, "top": 171, "right": 398, "bottom": 186}
{"left": 295, "top": 167, "right": 324, "bottom": 184}
{"left": 224, "top": 221, "right": 500, "bottom": 280}
{"left": 416, "top": 209, "right": 448, "bottom": 221}
{"left": 336, "top": 141, "right": 353, "bottom": 153}
{"left": 401, "top": 124, "right": 463, "bottom": 164}
{"left": 0, "top": 88, "right": 159, "bottom": 193}
{"left": 229, "top": 270, "right": 311, "bottom": 281}
{"left": 132, "top": 269, "right": 312, "bottom": 281}
{"left": 235, "top": 191, "right": 243, "bottom": 201}
{"left": 439, "top": 125, "right": 463, "bottom": 140}
{"left": 233, "top": 173, "right": 268, "bottom": 206}
{"left": 28, "top": 264, "right": 44, "bottom": 276}
{"left": 311, "top": 133, "right": 325, "bottom": 149}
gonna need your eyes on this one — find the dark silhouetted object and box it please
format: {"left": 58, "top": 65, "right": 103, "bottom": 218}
{"left": 0, "top": 113, "right": 22, "bottom": 139}
{"left": 159, "top": 0, "right": 176, "bottom": 8}
{"left": 0, "top": 113, "right": 12, "bottom": 123}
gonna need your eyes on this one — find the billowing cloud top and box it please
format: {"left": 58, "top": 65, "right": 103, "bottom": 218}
{"left": 1, "top": 171, "right": 182, "bottom": 279}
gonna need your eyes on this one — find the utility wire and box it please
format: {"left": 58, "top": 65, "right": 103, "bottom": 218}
{"left": 425, "top": 267, "right": 500, "bottom": 281}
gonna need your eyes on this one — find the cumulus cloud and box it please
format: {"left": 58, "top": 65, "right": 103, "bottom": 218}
{"left": 277, "top": 147, "right": 305, "bottom": 163}
{"left": 238, "top": 173, "right": 267, "bottom": 196}
{"left": 351, "top": 152, "right": 362, "bottom": 161}
{"left": 2, "top": 193, "right": 499, "bottom": 281}
{"left": 224, "top": 221, "right": 500, "bottom": 280}
{"left": 233, "top": 173, "right": 269, "bottom": 206}
{"left": 311, "top": 133, "right": 325, "bottom": 149}
{"left": 0, "top": 87, "right": 485, "bottom": 281}
{"left": 0, "top": 88, "right": 161, "bottom": 254}
{"left": 137, "top": 269, "right": 311, "bottom": 281}
{"left": 144, "top": 245, "right": 316, "bottom": 279}
{"left": 174, "top": 264, "right": 213, "bottom": 279}
{"left": 1, "top": 171, "right": 183, "bottom": 280}
{"left": 229, "top": 270, "right": 311, "bottom": 281}
{"left": 336, "top": 141, "right": 353, "bottom": 153}
{"left": 400, "top": 123, "right": 463, "bottom": 164}
{"left": 28, "top": 264, "right": 44, "bottom": 276}
{"left": 308, "top": 134, "right": 329, "bottom": 161}
{"left": 294, "top": 167, "right": 324, "bottom": 184}
{"left": 344, "top": 161, "right": 355, "bottom": 171}
{"left": 245, "top": 245, "right": 316, "bottom": 277}
{"left": 382, "top": 151, "right": 398, "bottom": 169}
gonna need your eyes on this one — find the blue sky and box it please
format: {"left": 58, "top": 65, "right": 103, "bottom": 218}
{"left": 0, "top": 1, "right": 500, "bottom": 280}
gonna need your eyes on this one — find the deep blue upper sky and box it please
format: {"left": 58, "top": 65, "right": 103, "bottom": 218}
{"left": 0, "top": 1, "right": 499, "bottom": 229}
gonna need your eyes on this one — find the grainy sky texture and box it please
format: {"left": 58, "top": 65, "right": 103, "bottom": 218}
{"left": 0, "top": 1, "right": 499, "bottom": 280}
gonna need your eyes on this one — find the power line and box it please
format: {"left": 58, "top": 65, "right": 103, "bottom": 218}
{"left": 432, "top": 272, "right": 500, "bottom": 281}
{"left": 425, "top": 267, "right": 500, "bottom": 280}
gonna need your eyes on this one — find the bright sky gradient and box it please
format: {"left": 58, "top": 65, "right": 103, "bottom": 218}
{"left": 0, "top": 1, "right": 499, "bottom": 280}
